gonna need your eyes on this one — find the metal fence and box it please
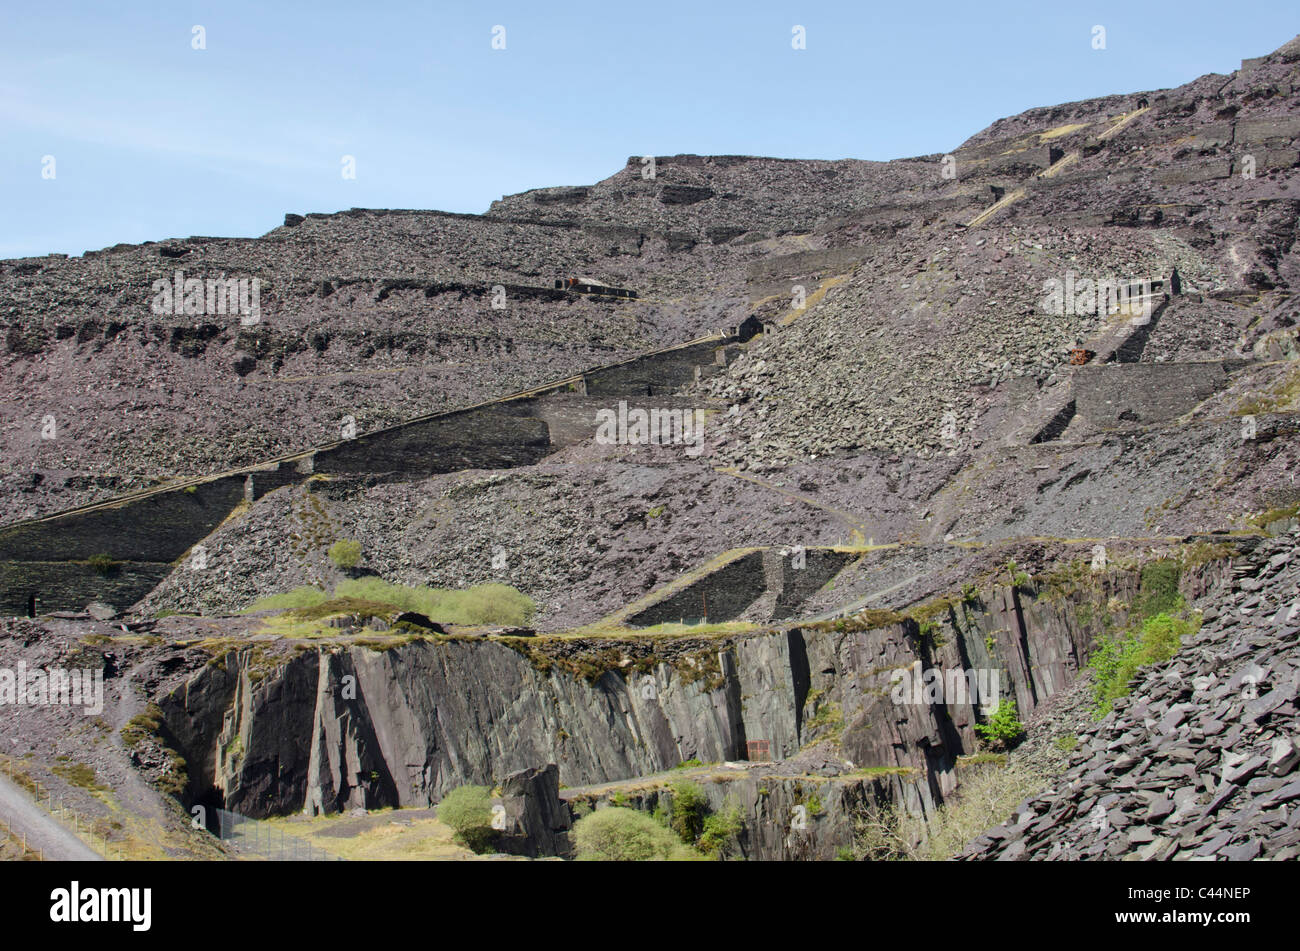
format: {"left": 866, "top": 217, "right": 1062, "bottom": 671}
{"left": 0, "top": 755, "right": 118, "bottom": 860}
{"left": 0, "top": 757, "right": 342, "bottom": 861}
{"left": 215, "top": 807, "right": 343, "bottom": 861}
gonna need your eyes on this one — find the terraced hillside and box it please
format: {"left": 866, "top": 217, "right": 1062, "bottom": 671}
{"left": 2, "top": 34, "right": 1299, "bottom": 862}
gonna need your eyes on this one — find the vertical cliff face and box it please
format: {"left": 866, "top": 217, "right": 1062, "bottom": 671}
{"left": 156, "top": 556, "right": 1231, "bottom": 829}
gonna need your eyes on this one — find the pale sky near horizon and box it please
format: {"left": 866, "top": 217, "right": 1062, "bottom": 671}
{"left": 2, "top": 1, "right": 1295, "bottom": 259}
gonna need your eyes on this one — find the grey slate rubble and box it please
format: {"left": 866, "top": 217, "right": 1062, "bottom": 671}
{"left": 964, "top": 527, "right": 1300, "bottom": 861}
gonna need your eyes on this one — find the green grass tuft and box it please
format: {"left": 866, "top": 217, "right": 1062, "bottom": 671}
{"left": 243, "top": 579, "right": 535, "bottom": 627}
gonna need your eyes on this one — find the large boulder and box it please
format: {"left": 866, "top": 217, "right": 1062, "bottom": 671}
{"left": 496, "top": 764, "right": 573, "bottom": 859}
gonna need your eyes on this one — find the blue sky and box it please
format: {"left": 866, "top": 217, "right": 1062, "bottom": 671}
{"left": 2, "top": 1, "right": 1295, "bottom": 259}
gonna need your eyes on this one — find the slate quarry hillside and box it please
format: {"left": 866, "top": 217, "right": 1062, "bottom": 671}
{"left": 123, "top": 32, "right": 1300, "bottom": 629}
{"left": 2, "top": 34, "right": 1300, "bottom": 863}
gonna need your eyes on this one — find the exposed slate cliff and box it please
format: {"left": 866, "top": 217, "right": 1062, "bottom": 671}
{"left": 158, "top": 554, "right": 1231, "bottom": 834}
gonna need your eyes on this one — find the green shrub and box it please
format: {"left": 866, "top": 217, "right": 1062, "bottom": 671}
{"left": 668, "top": 780, "right": 710, "bottom": 844}
{"left": 973, "top": 699, "right": 1025, "bottom": 750}
{"left": 328, "top": 539, "right": 362, "bottom": 570}
{"left": 573, "top": 807, "right": 700, "bottom": 861}
{"left": 698, "top": 804, "right": 744, "bottom": 858}
{"left": 853, "top": 762, "right": 1043, "bottom": 861}
{"left": 1004, "top": 560, "right": 1030, "bottom": 589}
{"left": 1088, "top": 611, "right": 1195, "bottom": 717}
{"left": 454, "top": 582, "right": 537, "bottom": 625}
{"left": 87, "top": 553, "right": 117, "bottom": 576}
{"left": 436, "top": 785, "right": 497, "bottom": 853}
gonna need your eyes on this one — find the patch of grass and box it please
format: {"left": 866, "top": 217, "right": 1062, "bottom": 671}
{"left": 1249, "top": 503, "right": 1300, "bottom": 530}
{"left": 1054, "top": 734, "right": 1078, "bottom": 752}
{"left": 808, "top": 608, "right": 905, "bottom": 634}
{"left": 244, "top": 579, "right": 535, "bottom": 627}
{"left": 846, "top": 765, "right": 918, "bottom": 778}
{"left": 915, "top": 617, "right": 948, "bottom": 649}
{"left": 956, "top": 752, "right": 1007, "bottom": 767}
{"left": 1034, "top": 557, "right": 1095, "bottom": 602}
{"left": 852, "top": 761, "right": 1042, "bottom": 860}
{"left": 632, "top": 621, "right": 755, "bottom": 637}
{"left": 805, "top": 699, "right": 845, "bottom": 746}
{"left": 52, "top": 761, "right": 108, "bottom": 795}
{"left": 906, "top": 594, "right": 959, "bottom": 626}
{"left": 1088, "top": 611, "right": 1199, "bottom": 717}
{"left": 1236, "top": 364, "right": 1300, "bottom": 415}
{"left": 1181, "top": 540, "right": 1238, "bottom": 567}
{"left": 241, "top": 586, "right": 329, "bottom": 613}
{"left": 120, "top": 703, "right": 188, "bottom": 796}
{"left": 120, "top": 704, "right": 165, "bottom": 747}
{"left": 87, "top": 552, "right": 117, "bottom": 576}
{"left": 268, "top": 808, "right": 472, "bottom": 861}
{"left": 287, "top": 596, "right": 405, "bottom": 623}
{"left": 676, "top": 649, "right": 727, "bottom": 691}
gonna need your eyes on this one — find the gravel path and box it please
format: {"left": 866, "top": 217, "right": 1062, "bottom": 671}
{"left": 0, "top": 773, "right": 101, "bottom": 861}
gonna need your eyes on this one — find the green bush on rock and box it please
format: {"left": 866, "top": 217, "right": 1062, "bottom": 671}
{"left": 437, "top": 785, "right": 497, "bottom": 853}
{"left": 573, "top": 807, "right": 701, "bottom": 861}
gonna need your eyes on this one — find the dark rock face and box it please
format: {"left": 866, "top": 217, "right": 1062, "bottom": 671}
{"left": 965, "top": 528, "right": 1300, "bottom": 861}
{"left": 152, "top": 557, "right": 1221, "bottom": 823}
{"left": 660, "top": 185, "right": 716, "bottom": 205}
